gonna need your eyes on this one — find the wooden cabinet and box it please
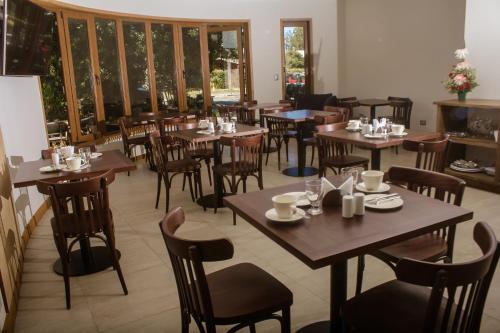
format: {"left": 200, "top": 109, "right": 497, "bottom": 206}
{"left": 435, "top": 99, "right": 500, "bottom": 193}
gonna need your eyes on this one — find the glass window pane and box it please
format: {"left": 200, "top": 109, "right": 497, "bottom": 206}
{"left": 283, "top": 26, "right": 306, "bottom": 100}
{"left": 40, "top": 15, "right": 70, "bottom": 145}
{"left": 208, "top": 29, "right": 241, "bottom": 105}
{"left": 182, "top": 27, "right": 204, "bottom": 110}
{"left": 152, "top": 23, "right": 178, "bottom": 111}
{"left": 123, "top": 21, "right": 151, "bottom": 115}
{"left": 95, "top": 18, "right": 124, "bottom": 132}
{"left": 68, "top": 18, "right": 97, "bottom": 137}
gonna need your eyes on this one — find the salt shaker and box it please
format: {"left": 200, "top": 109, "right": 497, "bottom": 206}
{"left": 51, "top": 152, "right": 60, "bottom": 169}
{"left": 342, "top": 195, "right": 354, "bottom": 218}
{"left": 353, "top": 193, "right": 365, "bottom": 215}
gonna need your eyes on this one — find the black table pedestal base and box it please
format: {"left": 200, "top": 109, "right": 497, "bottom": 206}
{"left": 53, "top": 246, "right": 121, "bottom": 277}
{"left": 196, "top": 193, "right": 227, "bottom": 209}
{"left": 296, "top": 321, "right": 331, "bottom": 333}
{"left": 282, "top": 167, "right": 318, "bottom": 177}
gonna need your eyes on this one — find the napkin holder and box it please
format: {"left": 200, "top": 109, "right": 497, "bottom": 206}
{"left": 322, "top": 189, "right": 342, "bottom": 207}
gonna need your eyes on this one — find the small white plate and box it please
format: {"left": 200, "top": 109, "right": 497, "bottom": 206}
{"left": 284, "top": 192, "right": 310, "bottom": 206}
{"left": 365, "top": 194, "right": 403, "bottom": 210}
{"left": 62, "top": 164, "right": 90, "bottom": 172}
{"left": 364, "top": 133, "right": 386, "bottom": 140}
{"left": 265, "top": 208, "right": 306, "bottom": 223}
{"left": 90, "top": 152, "right": 103, "bottom": 159}
{"left": 449, "top": 164, "right": 482, "bottom": 173}
{"left": 346, "top": 127, "right": 361, "bottom": 132}
{"left": 356, "top": 182, "right": 391, "bottom": 193}
{"left": 197, "top": 130, "right": 213, "bottom": 135}
{"left": 388, "top": 132, "right": 408, "bottom": 137}
{"left": 39, "top": 165, "right": 62, "bottom": 173}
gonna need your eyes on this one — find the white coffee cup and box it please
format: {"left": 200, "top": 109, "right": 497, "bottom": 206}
{"left": 222, "top": 122, "right": 233, "bottom": 132}
{"left": 348, "top": 120, "right": 361, "bottom": 129}
{"left": 65, "top": 156, "right": 82, "bottom": 171}
{"left": 361, "top": 170, "right": 384, "bottom": 191}
{"left": 51, "top": 152, "right": 60, "bottom": 168}
{"left": 60, "top": 146, "right": 75, "bottom": 158}
{"left": 272, "top": 194, "right": 297, "bottom": 219}
{"left": 391, "top": 124, "right": 405, "bottom": 135}
{"left": 207, "top": 122, "right": 215, "bottom": 133}
{"left": 362, "top": 124, "right": 373, "bottom": 135}
{"left": 199, "top": 119, "right": 209, "bottom": 128}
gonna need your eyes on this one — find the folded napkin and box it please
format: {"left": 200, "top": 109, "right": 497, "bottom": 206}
{"left": 322, "top": 176, "right": 353, "bottom": 196}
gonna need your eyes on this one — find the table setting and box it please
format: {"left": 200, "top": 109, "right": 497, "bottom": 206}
{"left": 39, "top": 145, "right": 102, "bottom": 173}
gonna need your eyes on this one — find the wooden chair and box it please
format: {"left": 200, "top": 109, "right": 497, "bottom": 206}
{"left": 150, "top": 131, "right": 205, "bottom": 212}
{"left": 388, "top": 96, "right": 413, "bottom": 129}
{"left": 264, "top": 117, "right": 297, "bottom": 170}
{"left": 304, "top": 114, "right": 344, "bottom": 166}
{"left": 323, "top": 106, "right": 350, "bottom": 122}
{"left": 159, "top": 207, "right": 293, "bottom": 333}
{"left": 177, "top": 122, "right": 214, "bottom": 187}
{"left": 36, "top": 171, "right": 127, "bottom": 309}
{"left": 338, "top": 97, "right": 360, "bottom": 120}
{"left": 403, "top": 134, "right": 449, "bottom": 172}
{"left": 355, "top": 166, "right": 466, "bottom": 295}
{"left": 118, "top": 116, "right": 151, "bottom": 173}
{"left": 214, "top": 134, "right": 264, "bottom": 225}
{"left": 344, "top": 222, "right": 499, "bottom": 333}
{"left": 316, "top": 122, "right": 369, "bottom": 177}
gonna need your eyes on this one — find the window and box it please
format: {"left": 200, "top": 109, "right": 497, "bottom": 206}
{"left": 281, "top": 20, "right": 312, "bottom": 100}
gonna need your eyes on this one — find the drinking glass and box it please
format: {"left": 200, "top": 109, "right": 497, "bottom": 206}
{"left": 305, "top": 179, "right": 324, "bottom": 215}
{"left": 79, "top": 147, "right": 92, "bottom": 166}
{"left": 386, "top": 119, "right": 393, "bottom": 133}
{"left": 360, "top": 116, "right": 369, "bottom": 125}
{"left": 340, "top": 166, "right": 364, "bottom": 185}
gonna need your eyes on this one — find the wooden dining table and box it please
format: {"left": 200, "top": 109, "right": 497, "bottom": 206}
{"left": 263, "top": 109, "right": 334, "bottom": 177}
{"left": 12, "top": 150, "right": 136, "bottom": 277}
{"left": 172, "top": 123, "right": 268, "bottom": 208}
{"left": 317, "top": 129, "right": 442, "bottom": 170}
{"left": 224, "top": 176, "right": 473, "bottom": 333}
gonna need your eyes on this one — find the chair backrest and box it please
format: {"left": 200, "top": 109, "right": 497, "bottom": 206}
{"left": 265, "top": 116, "right": 291, "bottom": 137}
{"left": 403, "top": 134, "right": 449, "bottom": 172}
{"left": 149, "top": 131, "right": 179, "bottom": 179}
{"left": 159, "top": 207, "right": 234, "bottom": 330}
{"left": 219, "top": 134, "right": 263, "bottom": 176}
{"left": 36, "top": 170, "right": 115, "bottom": 238}
{"left": 157, "top": 117, "right": 184, "bottom": 136}
{"left": 316, "top": 122, "right": 350, "bottom": 159}
{"left": 323, "top": 106, "right": 350, "bottom": 121}
{"left": 388, "top": 96, "right": 413, "bottom": 129}
{"left": 338, "top": 96, "right": 360, "bottom": 120}
{"left": 395, "top": 222, "right": 499, "bottom": 333}
{"left": 118, "top": 117, "right": 131, "bottom": 144}
{"left": 41, "top": 148, "right": 55, "bottom": 160}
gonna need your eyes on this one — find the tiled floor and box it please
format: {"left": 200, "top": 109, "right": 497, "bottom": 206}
{"left": 15, "top": 142, "right": 500, "bottom": 332}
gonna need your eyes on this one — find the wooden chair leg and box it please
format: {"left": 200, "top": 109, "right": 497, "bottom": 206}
{"left": 355, "top": 255, "right": 365, "bottom": 296}
{"left": 265, "top": 136, "right": 272, "bottom": 166}
{"left": 182, "top": 174, "right": 187, "bottom": 191}
{"left": 285, "top": 138, "right": 290, "bottom": 162}
{"left": 164, "top": 178, "right": 170, "bottom": 213}
{"left": 61, "top": 253, "right": 71, "bottom": 309}
{"left": 107, "top": 232, "right": 128, "bottom": 295}
{"left": 282, "top": 306, "right": 291, "bottom": 333}
{"left": 187, "top": 174, "right": 195, "bottom": 202}
{"left": 233, "top": 211, "right": 237, "bottom": 226}
{"left": 197, "top": 171, "right": 206, "bottom": 211}
{"left": 277, "top": 141, "right": 282, "bottom": 171}
{"left": 250, "top": 323, "right": 256, "bottom": 333}
{"left": 181, "top": 311, "right": 190, "bottom": 333}
{"left": 155, "top": 173, "right": 162, "bottom": 209}
{"left": 310, "top": 145, "right": 315, "bottom": 166}
{"left": 205, "top": 159, "right": 212, "bottom": 187}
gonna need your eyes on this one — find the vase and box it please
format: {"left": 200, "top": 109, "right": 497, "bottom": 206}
{"left": 457, "top": 91, "right": 467, "bottom": 101}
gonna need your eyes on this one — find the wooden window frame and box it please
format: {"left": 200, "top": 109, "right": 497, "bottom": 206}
{"left": 280, "top": 19, "right": 313, "bottom": 100}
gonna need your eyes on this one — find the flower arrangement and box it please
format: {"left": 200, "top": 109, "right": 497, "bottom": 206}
{"left": 443, "top": 48, "right": 478, "bottom": 101}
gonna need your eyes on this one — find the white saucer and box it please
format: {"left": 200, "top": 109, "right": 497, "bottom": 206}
{"left": 39, "top": 165, "right": 62, "bottom": 173}
{"left": 62, "top": 164, "right": 90, "bottom": 172}
{"left": 90, "top": 152, "right": 103, "bottom": 159}
{"left": 388, "top": 132, "right": 408, "bottom": 137}
{"left": 449, "top": 164, "right": 482, "bottom": 173}
{"left": 265, "top": 208, "right": 305, "bottom": 223}
{"left": 364, "top": 133, "right": 386, "bottom": 139}
{"left": 356, "top": 182, "right": 391, "bottom": 193}
{"left": 346, "top": 127, "right": 361, "bottom": 132}
{"left": 284, "top": 192, "right": 310, "bottom": 206}
{"left": 365, "top": 194, "right": 403, "bottom": 210}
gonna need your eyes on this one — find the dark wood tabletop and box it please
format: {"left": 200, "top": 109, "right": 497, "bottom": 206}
{"left": 358, "top": 99, "right": 391, "bottom": 107}
{"left": 262, "top": 109, "right": 332, "bottom": 123}
{"left": 171, "top": 123, "right": 268, "bottom": 143}
{"left": 246, "top": 102, "right": 291, "bottom": 111}
{"left": 224, "top": 176, "right": 473, "bottom": 269}
{"left": 317, "top": 129, "right": 442, "bottom": 149}
{"left": 12, "top": 150, "right": 136, "bottom": 188}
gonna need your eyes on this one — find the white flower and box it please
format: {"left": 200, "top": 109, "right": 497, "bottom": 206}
{"left": 454, "top": 48, "right": 469, "bottom": 60}
{"left": 456, "top": 61, "right": 472, "bottom": 70}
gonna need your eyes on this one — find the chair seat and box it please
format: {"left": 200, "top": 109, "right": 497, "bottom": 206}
{"left": 213, "top": 162, "right": 258, "bottom": 176}
{"left": 325, "top": 155, "right": 369, "bottom": 168}
{"left": 166, "top": 158, "right": 200, "bottom": 173}
{"left": 207, "top": 263, "right": 293, "bottom": 324}
{"left": 50, "top": 210, "right": 110, "bottom": 237}
{"left": 374, "top": 233, "right": 448, "bottom": 263}
{"left": 343, "top": 280, "right": 456, "bottom": 333}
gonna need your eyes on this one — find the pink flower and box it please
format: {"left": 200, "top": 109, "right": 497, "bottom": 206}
{"left": 453, "top": 74, "right": 468, "bottom": 86}
{"left": 456, "top": 61, "right": 472, "bottom": 70}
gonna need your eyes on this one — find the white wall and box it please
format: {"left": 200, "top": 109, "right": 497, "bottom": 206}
{"left": 464, "top": 0, "right": 500, "bottom": 99}
{"left": 59, "top": 0, "right": 339, "bottom": 101}
{"left": 0, "top": 76, "right": 48, "bottom": 234}
{"left": 338, "top": 0, "right": 466, "bottom": 131}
